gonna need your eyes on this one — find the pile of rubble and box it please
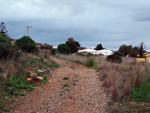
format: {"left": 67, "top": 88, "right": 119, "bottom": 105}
{"left": 27, "top": 69, "right": 47, "bottom": 82}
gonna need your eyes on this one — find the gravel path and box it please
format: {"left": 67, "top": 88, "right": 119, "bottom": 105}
{"left": 10, "top": 56, "right": 110, "bottom": 113}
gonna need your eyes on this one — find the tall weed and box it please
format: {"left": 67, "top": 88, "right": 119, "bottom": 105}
{"left": 98, "top": 60, "right": 150, "bottom": 101}
{"left": 86, "top": 58, "right": 95, "bottom": 67}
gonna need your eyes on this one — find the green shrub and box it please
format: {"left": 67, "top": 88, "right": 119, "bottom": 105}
{"left": 57, "top": 44, "right": 70, "bottom": 54}
{"left": 15, "top": 36, "right": 38, "bottom": 53}
{"left": 106, "top": 54, "right": 122, "bottom": 63}
{"left": 0, "top": 42, "right": 20, "bottom": 59}
{"left": 76, "top": 53, "right": 93, "bottom": 56}
{"left": 51, "top": 49, "right": 57, "bottom": 55}
{"left": 0, "top": 33, "right": 11, "bottom": 44}
{"left": 63, "top": 77, "right": 69, "bottom": 80}
{"left": 45, "top": 62, "right": 59, "bottom": 68}
{"left": 0, "top": 101, "right": 3, "bottom": 109}
{"left": 86, "top": 58, "right": 95, "bottom": 67}
{"left": 0, "top": 33, "right": 18, "bottom": 60}
{"left": 87, "top": 53, "right": 93, "bottom": 56}
{"left": 31, "top": 58, "right": 41, "bottom": 64}
{"left": 14, "top": 51, "right": 21, "bottom": 60}
{"left": 5, "top": 73, "right": 37, "bottom": 94}
{"left": 66, "top": 39, "right": 80, "bottom": 53}
{"left": 64, "top": 83, "right": 70, "bottom": 87}
{"left": 40, "top": 44, "right": 52, "bottom": 50}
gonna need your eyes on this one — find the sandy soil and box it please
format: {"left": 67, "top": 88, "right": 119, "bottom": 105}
{"left": 10, "top": 56, "right": 110, "bottom": 113}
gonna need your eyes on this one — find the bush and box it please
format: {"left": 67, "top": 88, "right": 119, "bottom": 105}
{"left": 66, "top": 39, "right": 80, "bottom": 53}
{"left": 0, "top": 42, "right": 20, "bottom": 60}
{"left": 15, "top": 36, "right": 38, "bottom": 53}
{"left": 0, "top": 33, "right": 11, "bottom": 44}
{"left": 106, "top": 54, "right": 122, "bottom": 63}
{"left": 40, "top": 44, "right": 52, "bottom": 50}
{"left": 77, "top": 53, "right": 93, "bottom": 56}
{"left": 57, "top": 44, "right": 70, "bottom": 54}
{"left": 87, "top": 53, "right": 93, "bottom": 56}
{"left": 51, "top": 49, "right": 57, "bottom": 55}
{"left": 86, "top": 58, "right": 95, "bottom": 67}
{"left": 96, "top": 43, "right": 103, "bottom": 50}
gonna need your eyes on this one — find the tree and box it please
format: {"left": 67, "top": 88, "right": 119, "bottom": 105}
{"left": 15, "top": 36, "right": 38, "bottom": 53}
{"left": 0, "top": 42, "right": 18, "bottom": 59}
{"left": 0, "top": 22, "right": 9, "bottom": 38}
{"left": 130, "top": 46, "right": 139, "bottom": 57}
{"left": 0, "top": 33, "right": 19, "bottom": 59}
{"left": 66, "top": 37, "right": 80, "bottom": 53}
{"left": 51, "top": 48, "right": 57, "bottom": 55}
{"left": 57, "top": 44, "right": 70, "bottom": 54}
{"left": 96, "top": 44, "right": 103, "bottom": 50}
{"left": 68, "top": 37, "right": 74, "bottom": 42}
{"left": 40, "top": 43, "right": 52, "bottom": 50}
{"left": 0, "top": 33, "right": 11, "bottom": 44}
{"left": 139, "top": 42, "right": 145, "bottom": 58}
{"left": 106, "top": 54, "right": 122, "bottom": 63}
{"left": 119, "top": 45, "right": 132, "bottom": 56}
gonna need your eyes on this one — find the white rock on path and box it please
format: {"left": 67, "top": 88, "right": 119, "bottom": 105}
{"left": 38, "top": 69, "right": 45, "bottom": 74}
{"left": 37, "top": 76, "right": 43, "bottom": 81}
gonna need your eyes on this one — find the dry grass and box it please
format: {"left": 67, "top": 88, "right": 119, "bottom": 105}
{"left": 37, "top": 50, "right": 50, "bottom": 59}
{"left": 50, "top": 54, "right": 150, "bottom": 102}
{"left": 0, "top": 49, "right": 58, "bottom": 81}
{"left": 0, "top": 59, "right": 25, "bottom": 81}
{"left": 56, "top": 54, "right": 150, "bottom": 102}
{"left": 85, "top": 58, "right": 95, "bottom": 67}
{"left": 56, "top": 54, "right": 104, "bottom": 67}
{"left": 0, "top": 51, "right": 47, "bottom": 81}
{"left": 56, "top": 54, "right": 87, "bottom": 64}
{"left": 98, "top": 58, "right": 150, "bottom": 101}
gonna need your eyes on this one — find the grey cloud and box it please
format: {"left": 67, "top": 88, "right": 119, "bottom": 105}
{"left": 1, "top": 0, "right": 150, "bottom": 49}
{"left": 134, "top": 10, "right": 150, "bottom": 22}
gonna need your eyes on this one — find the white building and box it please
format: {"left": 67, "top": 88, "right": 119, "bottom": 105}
{"left": 95, "top": 49, "right": 113, "bottom": 56}
{"left": 52, "top": 45, "right": 57, "bottom": 49}
{"left": 78, "top": 49, "right": 96, "bottom": 54}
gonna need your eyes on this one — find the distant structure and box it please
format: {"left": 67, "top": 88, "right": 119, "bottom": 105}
{"left": 66, "top": 34, "right": 70, "bottom": 39}
{"left": 78, "top": 48, "right": 96, "bottom": 55}
{"left": 25, "top": 26, "right": 32, "bottom": 36}
{"left": 36, "top": 43, "right": 42, "bottom": 48}
{"left": 11, "top": 39, "right": 16, "bottom": 45}
{"left": 52, "top": 45, "right": 57, "bottom": 49}
{"left": 78, "top": 48, "right": 113, "bottom": 56}
{"left": 95, "top": 49, "right": 113, "bottom": 56}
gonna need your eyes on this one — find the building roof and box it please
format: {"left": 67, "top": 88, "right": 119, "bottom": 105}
{"left": 78, "top": 49, "right": 96, "bottom": 53}
{"left": 95, "top": 49, "right": 113, "bottom": 55}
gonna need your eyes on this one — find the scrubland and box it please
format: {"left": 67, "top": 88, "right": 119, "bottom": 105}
{"left": 0, "top": 50, "right": 59, "bottom": 112}
{"left": 56, "top": 54, "right": 150, "bottom": 112}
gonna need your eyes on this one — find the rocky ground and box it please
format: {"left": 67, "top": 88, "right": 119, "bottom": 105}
{"left": 10, "top": 56, "right": 110, "bottom": 113}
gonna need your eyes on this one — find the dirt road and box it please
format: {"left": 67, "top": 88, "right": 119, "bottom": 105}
{"left": 11, "top": 56, "right": 110, "bottom": 113}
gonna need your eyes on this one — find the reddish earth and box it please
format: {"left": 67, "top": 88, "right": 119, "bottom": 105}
{"left": 10, "top": 56, "right": 110, "bottom": 113}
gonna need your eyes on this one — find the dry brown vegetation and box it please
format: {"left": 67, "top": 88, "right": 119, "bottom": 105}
{"left": 0, "top": 50, "right": 54, "bottom": 82}
{"left": 0, "top": 53, "right": 26, "bottom": 81}
{"left": 56, "top": 54, "right": 150, "bottom": 102}
{"left": 56, "top": 54, "right": 104, "bottom": 66}
{"left": 56, "top": 54, "right": 87, "bottom": 63}
{"left": 0, "top": 50, "right": 52, "bottom": 81}
{"left": 0, "top": 50, "right": 60, "bottom": 112}
{"left": 98, "top": 60, "right": 150, "bottom": 101}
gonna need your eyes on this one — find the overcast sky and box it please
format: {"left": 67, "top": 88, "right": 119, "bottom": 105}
{"left": 1, "top": 0, "right": 150, "bottom": 49}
